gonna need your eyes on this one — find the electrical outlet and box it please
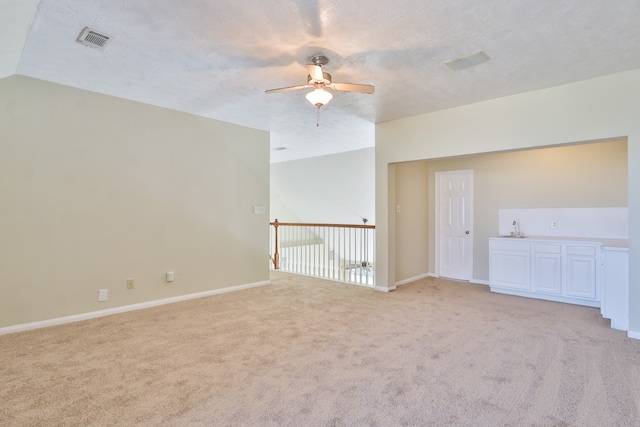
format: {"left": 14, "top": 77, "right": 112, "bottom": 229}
{"left": 550, "top": 220, "right": 558, "bottom": 229}
{"left": 126, "top": 278, "right": 134, "bottom": 289}
{"left": 166, "top": 271, "right": 174, "bottom": 282}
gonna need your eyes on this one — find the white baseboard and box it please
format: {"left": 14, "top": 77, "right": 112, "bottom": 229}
{"left": 395, "top": 273, "right": 431, "bottom": 286}
{"left": 628, "top": 330, "right": 640, "bottom": 340}
{"left": 420, "top": 273, "right": 490, "bottom": 286}
{"left": 375, "top": 285, "right": 397, "bottom": 292}
{"left": 0, "top": 280, "right": 271, "bottom": 336}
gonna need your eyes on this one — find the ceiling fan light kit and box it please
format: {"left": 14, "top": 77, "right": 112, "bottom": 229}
{"left": 306, "top": 87, "right": 333, "bottom": 107}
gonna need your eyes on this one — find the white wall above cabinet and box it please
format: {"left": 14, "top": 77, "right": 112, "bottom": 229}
{"left": 498, "top": 207, "right": 628, "bottom": 239}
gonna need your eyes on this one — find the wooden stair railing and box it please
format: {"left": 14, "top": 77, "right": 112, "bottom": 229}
{"left": 269, "top": 219, "right": 375, "bottom": 285}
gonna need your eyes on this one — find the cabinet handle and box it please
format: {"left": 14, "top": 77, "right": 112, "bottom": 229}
{"left": 465, "top": 230, "right": 470, "bottom": 234}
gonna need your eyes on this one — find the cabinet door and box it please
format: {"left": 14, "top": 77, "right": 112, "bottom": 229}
{"left": 490, "top": 250, "right": 530, "bottom": 290}
{"left": 566, "top": 255, "right": 596, "bottom": 299}
{"left": 533, "top": 253, "right": 562, "bottom": 294}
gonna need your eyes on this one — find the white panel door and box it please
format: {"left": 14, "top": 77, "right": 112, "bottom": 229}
{"left": 437, "top": 171, "right": 473, "bottom": 280}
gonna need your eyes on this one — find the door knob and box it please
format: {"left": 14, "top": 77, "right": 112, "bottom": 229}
{"left": 465, "top": 230, "right": 470, "bottom": 234}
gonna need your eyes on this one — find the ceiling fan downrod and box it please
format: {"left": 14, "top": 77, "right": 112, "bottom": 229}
{"left": 310, "top": 55, "right": 329, "bottom": 67}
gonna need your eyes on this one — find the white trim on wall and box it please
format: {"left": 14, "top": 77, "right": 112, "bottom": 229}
{"left": 396, "top": 273, "right": 489, "bottom": 286}
{"left": 0, "top": 280, "right": 271, "bottom": 336}
{"left": 395, "top": 273, "right": 431, "bottom": 286}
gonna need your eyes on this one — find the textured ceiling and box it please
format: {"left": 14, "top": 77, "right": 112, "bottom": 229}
{"left": 4, "top": 0, "right": 640, "bottom": 162}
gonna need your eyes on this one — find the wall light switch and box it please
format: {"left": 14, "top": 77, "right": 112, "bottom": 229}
{"left": 98, "top": 289, "right": 108, "bottom": 301}
{"left": 253, "top": 205, "right": 265, "bottom": 214}
{"left": 166, "top": 271, "right": 174, "bottom": 282}
{"left": 396, "top": 205, "right": 401, "bottom": 214}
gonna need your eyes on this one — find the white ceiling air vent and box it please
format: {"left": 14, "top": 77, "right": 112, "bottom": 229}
{"left": 76, "top": 27, "right": 112, "bottom": 50}
{"left": 445, "top": 50, "right": 490, "bottom": 71}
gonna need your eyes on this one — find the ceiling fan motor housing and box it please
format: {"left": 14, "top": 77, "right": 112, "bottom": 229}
{"left": 308, "top": 72, "right": 332, "bottom": 85}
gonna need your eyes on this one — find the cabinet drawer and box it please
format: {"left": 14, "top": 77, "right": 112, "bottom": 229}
{"left": 490, "top": 240, "right": 530, "bottom": 252}
{"left": 566, "top": 245, "right": 597, "bottom": 256}
{"left": 534, "top": 244, "right": 562, "bottom": 254}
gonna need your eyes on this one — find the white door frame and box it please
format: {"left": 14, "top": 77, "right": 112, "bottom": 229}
{"left": 435, "top": 170, "right": 474, "bottom": 280}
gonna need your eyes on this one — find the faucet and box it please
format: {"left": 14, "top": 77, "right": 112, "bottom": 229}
{"left": 512, "top": 220, "right": 518, "bottom": 237}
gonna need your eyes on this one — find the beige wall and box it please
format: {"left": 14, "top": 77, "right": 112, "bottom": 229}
{"left": 394, "top": 161, "right": 429, "bottom": 282}
{"left": 0, "top": 75, "right": 270, "bottom": 328}
{"left": 376, "top": 68, "right": 640, "bottom": 336}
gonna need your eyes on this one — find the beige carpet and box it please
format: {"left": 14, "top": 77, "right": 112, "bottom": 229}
{"left": 1, "top": 271, "right": 639, "bottom": 426}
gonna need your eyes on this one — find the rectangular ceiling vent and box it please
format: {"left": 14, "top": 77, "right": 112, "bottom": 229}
{"left": 76, "top": 27, "right": 112, "bottom": 50}
{"left": 445, "top": 50, "right": 490, "bottom": 71}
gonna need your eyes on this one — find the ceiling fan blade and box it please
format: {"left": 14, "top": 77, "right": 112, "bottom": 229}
{"left": 265, "top": 84, "right": 311, "bottom": 94}
{"left": 306, "top": 64, "right": 324, "bottom": 82}
{"left": 330, "top": 82, "right": 375, "bottom": 94}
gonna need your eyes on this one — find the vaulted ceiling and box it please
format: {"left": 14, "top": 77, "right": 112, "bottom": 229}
{"left": 3, "top": 0, "right": 640, "bottom": 162}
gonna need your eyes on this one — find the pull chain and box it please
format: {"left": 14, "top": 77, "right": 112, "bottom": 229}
{"left": 316, "top": 106, "right": 320, "bottom": 127}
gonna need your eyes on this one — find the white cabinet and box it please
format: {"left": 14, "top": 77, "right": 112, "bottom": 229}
{"left": 489, "top": 238, "right": 601, "bottom": 307}
{"left": 601, "top": 248, "right": 629, "bottom": 331}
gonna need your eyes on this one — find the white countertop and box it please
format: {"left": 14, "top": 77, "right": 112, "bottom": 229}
{"left": 491, "top": 235, "right": 628, "bottom": 248}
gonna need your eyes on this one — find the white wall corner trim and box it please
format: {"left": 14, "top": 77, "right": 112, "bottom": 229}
{"left": 396, "top": 273, "right": 431, "bottom": 286}
{"left": 424, "top": 272, "right": 488, "bottom": 286}
{"left": 375, "top": 285, "right": 397, "bottom": 292}
{"left": 0, "top": 280, "right": 271, "bottom": 336}
{"left": 627, "top": 330, "right": 640, "bottom": 340}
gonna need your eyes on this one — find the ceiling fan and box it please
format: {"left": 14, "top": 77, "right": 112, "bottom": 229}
{"left": 265, "top": 55, "right": 375, "bottom": 109}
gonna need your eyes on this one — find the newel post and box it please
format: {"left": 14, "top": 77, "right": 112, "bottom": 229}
{"left": 272, "top": 219, "right": 280, "bottom": 269}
